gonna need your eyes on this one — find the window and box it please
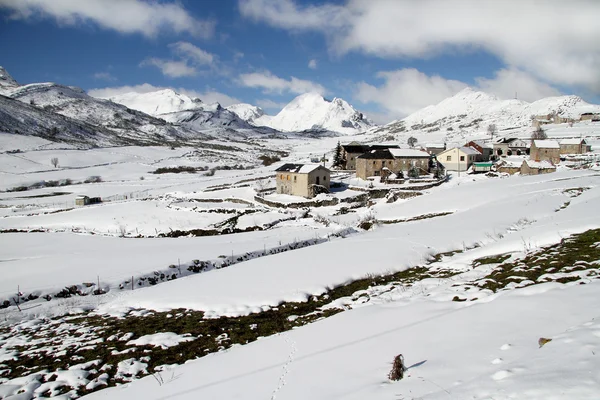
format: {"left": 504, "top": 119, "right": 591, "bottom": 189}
{"left": 373, "top": 161, "right": 376, "bottom": 165}
{"left": 287, "top": 175, "right": 290, "bottom": 180}
{"left": 294, "top": 176, "right": 297, "bottom": 182}
{"left": 323, "top": 176, "right": 327, "bottom": 181}
{"left": 460, "top": 156, "right": 465, "bottom": 161}
{"left": 446, "top": 155, "right": 451, "bottom": 161}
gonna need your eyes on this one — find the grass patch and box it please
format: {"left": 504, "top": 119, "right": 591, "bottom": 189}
{"left": 472, "top": 253, "right": 512, "bottom": 267}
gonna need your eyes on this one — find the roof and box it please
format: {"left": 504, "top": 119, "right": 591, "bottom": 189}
{"left": 357, "top": 149, "right": 395, "bottom": 160}
{"left": 426, "top": 143, "right": 445, "bottom": 148}
{"left": 533, "top": 140, "right": 560, "bottom": 149}
{"left": 388, "top": 148, "right": 430, "bottom": 158}
{"left": 341, "top": 144, "right": 369, "bottom": 153}
{"left": 559, "top": 138, "right": 585, "bottom": 145}
{"left": 473, "top": 162, "right": 493, "bottom": 167}
{"left": 275, "top": 163, "right": 328, "bottom": 174}
{"left": 459, "top": 146, "right": 482, "bottom": 155}
{"left": 471, "top": 140, "right": 493, "bottom": 149}
{"left": 523, "top": 160, "right": 556, "bottom": 169}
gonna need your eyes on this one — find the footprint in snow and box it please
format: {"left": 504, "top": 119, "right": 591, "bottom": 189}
{"left": 500, "top": 343, "right": 511, "bottom": 350}
{"left": 491, "top": 358, "right": 503, "bottom": 364}
{"left": 492, "top": 370, "right": 512, "bottom": 381}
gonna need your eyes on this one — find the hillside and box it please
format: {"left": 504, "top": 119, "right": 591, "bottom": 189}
{"left": 226, "top": 103, "right": 265, "bottom": 123}
{"left": 104, "top": 89, "right": 203, "bottom": 116}
{"left": 376, "top": 87, "right": 600, "bottom": 137}
{"left": 253, "top": 92, "right": 374, "bottom": 134}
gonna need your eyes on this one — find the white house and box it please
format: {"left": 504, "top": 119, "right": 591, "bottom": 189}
{"left": 438, "top": 146, "right": 481, "bottom": 172}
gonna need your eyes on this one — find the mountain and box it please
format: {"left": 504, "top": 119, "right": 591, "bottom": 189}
{"left": 377, "top": 87, "right": 600, "bottom": 135}
{"left": 0, "top": 66, "right": 19, "bottom": 90}
{"left": 99, "top": 89, "right": 251, "bottom": 131}
{"left": 252, "top": 92, "right": 374, "bottom": 134}
{"left": 226, "top": 103, "right": 265, "bottom": 124}
{"left": 103, "top": 89, "right": 203, "bottom": 116}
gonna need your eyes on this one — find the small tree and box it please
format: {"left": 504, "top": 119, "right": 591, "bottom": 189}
{"left": 531, "top": 126, "right": 548, "bottom": 140}
{"left": 407, "top": 165, "right": 420, "bottom": 178}
{"left": 487, "top": 124, "right": 497, "bottom": 140}
{"left": 51, "top": 157, "right": 59, "bottom": 168}
{"left": 407, "top": 136, "right": 418, "bottom": 148}
{"left": 332, "top": 141, "right": 345, "bottom": 169}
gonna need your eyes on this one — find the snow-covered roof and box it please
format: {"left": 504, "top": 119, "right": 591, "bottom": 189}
{"left": 559, "top": 138, "right": 585, "bottom": 145}
{"left": 523, "top": 160, "right": 556, "bottom": 169}
{"left": 425, "top": 143, "right": 445, "bottom": 148}
{"left": 388, "top": 148, "right": 430, "bottom": 158}
{"left": 275, "top": 163, "right": 327, "bottom": 174}
{"left": 459, "top": 146, "right": 482, "bottom": 155}
{"left": 533, "top": 140, "right": 560, "bottom": 149}
{"left": 472, "top": 140, "right": 493, "bottom": 149}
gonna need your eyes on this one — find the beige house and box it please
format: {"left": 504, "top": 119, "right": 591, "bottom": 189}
{"left": 341, "top": 143, "right": 399, "bottom": 170}
{"left": 559, "top": 138, "right": 590, "bottom": 155}
{"left": 275, "top": 164, "right": 330, "bottom": 198}
{"left": 355, "top": 148, "right": 430, "bottom": 180}
{"left": 580, "top": 113, "right": 600, "bottom": 121}
{"left": 530, "top": 140, "right": 560, "bottom": 164}
{"left": 520, "top": 160, "right": 556, "bottom": 175}
{"left": 438, "top": 146, "right": 481, "bottom": 172}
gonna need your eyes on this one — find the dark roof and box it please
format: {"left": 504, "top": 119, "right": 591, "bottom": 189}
{"left": 357, "top": 149, "right": 395, "bottom": 160}
{"left": 275, "top": 163, "right": 328, "bottom": 173}
{"left": 342, "top": 144, "right": 399, "bottom": 153}
{"left": 275, "top": 163, "right": 305, "bottom": 173}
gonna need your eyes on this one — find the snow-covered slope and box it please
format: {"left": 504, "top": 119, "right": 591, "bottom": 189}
{"left": 3, "top": 81, "right": 212, "bottom": 145}
{"left": 377, "top": 87, "right": 600, "bottom": 136}
{"left": 226, "top": 103, "right": 265, "bottom": 124}
{"left": 0, "top": 66, "right": 19, "bottom": 91}
{"left": 102, "top": 89, "right": 203, "bottom": 116}
{"left": 254, "top": 92, "right": 374, "bottom": 134}
{"left": 160, "top": 103, "right": 252, "bottom": 131}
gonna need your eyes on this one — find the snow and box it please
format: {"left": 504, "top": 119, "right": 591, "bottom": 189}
{"left": 298, "top": 164, "right": 322, "bottom": 173}
{"left": 534, "top": 140, "right": 560, "bottom": 149}
{"left": 459, "top": 146, "right": 481, "bottom": 155}
{"left": 388, "top": 148, "right": 430, "bottom": 158}
{"left": 560, "top": 138, "right": 585, "bottom": 145}
{"left": 254, "top": 92, "right": 374, "bottom": 134}
{"left": 127, "top": 333, "right": 194, "bottom": 349}
{"left": 523, "top": 159, "right": 555, "bottom": 169}
{"left": 226, "top": 103, "right": 265, "bottom": 123}
{"left": 100, "top": 89, "right": 203, "bottom": 116}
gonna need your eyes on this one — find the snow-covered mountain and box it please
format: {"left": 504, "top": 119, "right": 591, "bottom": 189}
{"left": 377, "top": 87, "right": 600, "bottom": 136}
{"left": 252, "top": 92, "right": 374, "bottom": 134}
{"left": 102, "top": 89, "right": 203, "bottom": 116}
{"left": 226, "top": 103, "right": 265, "bottom": 124}
{"left": 0, "top": 66, "right": 19, "bottom": 91}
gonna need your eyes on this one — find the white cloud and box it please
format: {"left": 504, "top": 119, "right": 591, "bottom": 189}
{"left": 141, "top": 42, "right": 219, "bottom": 78}
{"left": 354, "top": 67, "right": 563, "bottom": 120}
{"left": 88, "top": 84, "right": 241, "bottom": 107}
{"left": 255, "top": 98, "right": 287, "bottom": 112}
{"left": 93, "top": 72, "right": 116, "bottom": 82}
{"left": 169, "top": 41, "right": 214, "bottom": 66}
{"left": 308, "top": 59, "right": 317, "bottom": 70}
{"left": 238, "top": 70, "right": 326, "bottom": 95}
{"left": 140, "top": 58, "right": 197, "bottom": 78}
{"left": 0, "top": 0, "right": 215, "bottom": 38}
{"left": 239, "top": 0, "right": 600, "bottom": 92}
{"left": 475, "top": 68, "right": 561, "bottom": 102}
{"left": 356, "top": 68, "right": 467, "bottom": 117}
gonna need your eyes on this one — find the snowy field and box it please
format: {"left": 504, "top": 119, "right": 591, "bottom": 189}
{"left": 1, "top": 128, "right": 600, "bottom": 400}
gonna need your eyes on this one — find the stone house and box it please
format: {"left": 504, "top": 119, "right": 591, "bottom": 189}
{"left": 580, "top": 113, "right": 600, "bottom": 121}
{"left": 425, "top": 143, "right": 446, "bottom": 155}
{"left": 355, "top": 148, "right": 430, "bottom": 180}
{"left": 530, "top": 140, "right": 560, "bottom": 164}
{"left": 559, "top": 138, "right": 590, "bottom": 155}
{"left": 275, "top": 164, "right": 330, "bottom": 198}
{"left": 437, "top": 146, "right": 481, "bottom": 172}
{"left": 493, "top": 138, "right": 529, "bottom": 157}
{"left": 520, "top": 160, "right": 556, "bottom": 175}
{"left": 341, "top": 143, "right": 399, "bottom": 170}
{"left": 496, "top": 160, "right": 521, "bottom": 175}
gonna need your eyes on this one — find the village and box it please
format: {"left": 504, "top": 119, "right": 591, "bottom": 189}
{"left": 269, "top": 112, "right": 598, "bottom": 202}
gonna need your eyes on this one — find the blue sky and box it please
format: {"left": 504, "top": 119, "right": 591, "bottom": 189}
{"left": 1, "top": 0, "right": 599, "bottom": 123}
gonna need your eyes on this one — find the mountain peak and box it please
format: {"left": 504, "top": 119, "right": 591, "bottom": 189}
{"left": 101, "top": 89, "right": 204, "bottom": 116}
{"left": 0, "top": 66, "right": 19, "bottom": 89}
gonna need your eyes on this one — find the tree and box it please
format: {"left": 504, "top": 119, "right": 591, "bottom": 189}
{"left": 51, "top": 157, "right": 59, "bottom": 168}
{"left": 407, "top": 165, "right": 420, "bottom": 178}
{"left": 531, "top": 126, "right": 548, "bottom": 140}
{"left": 332, "top": 141, "right": 346, "bottom": 169}
{"left": 487, "top": 124, "right": 497, "bottom": 140}
{"left": 407, "top": 136, "right": 418, "bottom": 148}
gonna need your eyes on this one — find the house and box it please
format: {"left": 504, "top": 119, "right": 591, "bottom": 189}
{"left": 275, "top": 164, "right": 330, "bottom": 198}
{"left": 496, "top": 160, "right": 521, "bottom": 175}
{"left": 425, "top": 143, "right": 446, "bottom": 155}
{"left": 530, "top": 140, "right": 560, "bottom": 164}
{"left": 493, "top": 138, "right": 529, "bottom": 157}
{"left": 437, "top": 146, "right": 481, "bottom": 172}
{"left": 340, "top": 143, "right": 399, "bottom": 170}
{"left": 559, "top": 138, "right": 590, "bottom": 155}
{"left": 75, "top": 195, "right": 90, "bottom": 206}
{"left": 580, "top": 113, "right": 600, "bottom": 121}
{"left": 465, "top": 140, "right": 493, "bottom": 161}
{"left": 355, "top": 148, "right": 430, "bottom": 180}
{"left": 520, "top": 160, "right": 556, "bottom": 175}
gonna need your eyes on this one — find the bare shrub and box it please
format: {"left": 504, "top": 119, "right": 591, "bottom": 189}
{"left": 388, "top": 354, "right": 406, "bottom": 381}
{"left": 51, "top": 157, "right": 59, "bottom": 168}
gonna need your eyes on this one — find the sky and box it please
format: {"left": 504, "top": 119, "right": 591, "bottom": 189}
{"left": 1, "top": 0, "right": 599, "bottom": 124}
